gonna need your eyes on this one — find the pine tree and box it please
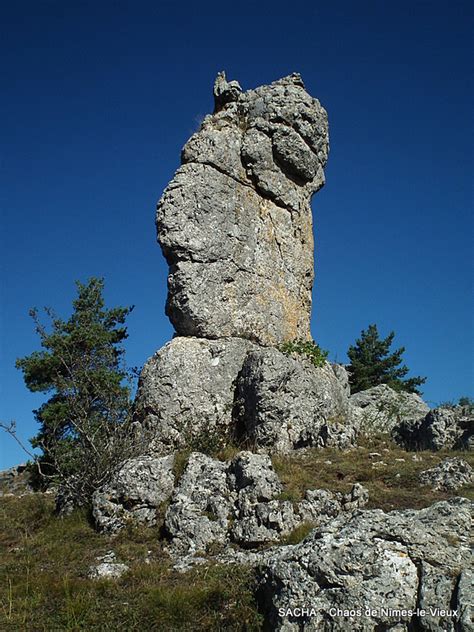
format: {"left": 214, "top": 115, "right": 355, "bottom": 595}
{"left": 16, "top": 278, "right": 137, "bottom": 505}
{"left": 347, "top": 324, "right": 426, "bottom": 395}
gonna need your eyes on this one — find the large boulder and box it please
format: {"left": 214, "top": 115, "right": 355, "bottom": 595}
{"left": 257, "top": 498, "right": 473, "bottom": 631}
{"left": 134, "top": 336, "right": 258, "bottom": 454}
{"left": 349, "top": 384, "right": 430, "bottom": 436}
{"left": 157, "top": 73, "right": 329, "bottom": 346}
{"left": 92, "top": 455, "right": 175, "bottom": 533}
{"left": 396, "top": 405, "right": 474, "bottom": 451}
{"left": 236, "top": 348, "right": 353, "bottom": 452}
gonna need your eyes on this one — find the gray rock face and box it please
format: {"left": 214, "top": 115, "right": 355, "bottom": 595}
{"left": 349, "top": 384, "right": 430, "bottom": 435}
{"left": 165, "top": 452, "right": 233, "bottom": 555}
{"left": 457, "top": 570, "right": 474, "bottom": 631}
{"left": 419, "top": 457, "right": 474, "bottom": 491}
{"left": 134, "top": 336, "right": 258, "bottom": 454}
{"left": 164, "top": 451, "right": 368, "bottom": 556}
{"left": 236, "top": 348, "right": 353, "bottom": 452}
{"left": 92, "top": 455, "right": 175, "bottom": 533}
{"left": 257, "top": 498, "right": 473, "bottom": 631}
{"left": 157, "top": 73, "right": 329, "bottom": 345}
{"left": 397, "top": 406, "right": 474, "bottom": 451}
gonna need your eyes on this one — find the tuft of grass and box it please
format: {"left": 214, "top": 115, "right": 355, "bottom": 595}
{"left": 282, "top": 522, "right": 315, "bottom": 545}
{"left": 172, "top": 449, "right": 191, "bottom": 483}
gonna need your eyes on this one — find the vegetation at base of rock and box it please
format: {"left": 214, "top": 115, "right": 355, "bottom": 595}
{"left": 347, "top": 323, "right": 426, "bottom": 395}
{"left": 272, "top": 436, "right": 474, "bottom": 512}
{"left": 0, "top": 495, "right": 262, "bottom": 631}
{"left": 282, "top": 521, "right": 315, "bottom": 545}
{"left": 15, "top": 278, "right": 137, "bottom": 508}
{"left": 278, "top": 339, "right": 328, "bottom": 368}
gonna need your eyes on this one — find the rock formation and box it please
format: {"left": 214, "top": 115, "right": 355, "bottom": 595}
{"left": 134, "top": 73, "right": 343, "bottom": 455}
{"left": 236, "top": 348, "right": 353, "bottom": 451}
{"left": 419, "top": 457, "right": 474, "bottom": 491}
{"left": 349, "top": 384, "right": 430, "bottom": 435}
{"left": 395, "top": 404, "right": 474, "bottom": 451}
{"left": 157, "top": 71, "right": 328, "bottom": 346}
{"left": 257, "top": 498, "right": 472, "bottom": 631}
{"left": 42, "top": 72, "right": 474, "bottom": 631}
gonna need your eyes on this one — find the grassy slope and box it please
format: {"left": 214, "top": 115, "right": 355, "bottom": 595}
{"left": 1, "top": 437, "right": 472, "bottom": 630}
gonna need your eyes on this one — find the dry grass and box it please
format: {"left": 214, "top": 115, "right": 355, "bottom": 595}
{"left": 272, "top": 434, "right": 474, "bottom": 511}
{"left": 0, "top": 494, "right": 262, "bottom": 631}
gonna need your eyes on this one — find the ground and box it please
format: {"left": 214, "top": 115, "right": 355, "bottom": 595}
{"left": 1, "top": 436, "right": 472, "bottom": 631}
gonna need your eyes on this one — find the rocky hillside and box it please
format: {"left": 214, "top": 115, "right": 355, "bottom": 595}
{"left": 1, "top": 73, "right": 472, "bottom": 631}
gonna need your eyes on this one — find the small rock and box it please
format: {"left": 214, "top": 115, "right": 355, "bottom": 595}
{"left": 88, "top": 552, "right": 129, "bottom": 580}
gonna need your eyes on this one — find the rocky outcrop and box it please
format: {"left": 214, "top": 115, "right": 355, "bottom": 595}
{"left": 0, "top": 463, "right": 34, "bottom": 497}
{"left": 92, "top": 455, "right": 175, "bottom": 533}
{"left": 257, "top": 498, "right": 473, "bottom": 631}
{"left": 157, "top": 72, "right": 328, "bottom": 346}
{"left": 396, "top": 405, "right": 474, "bottom": 451}
{"left": 134, "top": 337, "right": 258, "bottom": 454}
{"left": 236, "top": 349, "right": 354, "bottom": 451}
{"left": 419, "top": 457, "right": 474, "bottom": 491}
{"left": 164, "top": 451, "right": 368, "bottom": 558}
{"left": 349, "top": 384, "right": 429, "bottom": 436}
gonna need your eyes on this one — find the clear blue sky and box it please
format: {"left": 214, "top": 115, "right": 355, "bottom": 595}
{"left": 1, "top": 0, "right": 472, "bottom": 469}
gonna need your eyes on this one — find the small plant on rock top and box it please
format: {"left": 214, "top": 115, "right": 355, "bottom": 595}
{"left": 279, "top": 339, "right": 329, "bottom": 368}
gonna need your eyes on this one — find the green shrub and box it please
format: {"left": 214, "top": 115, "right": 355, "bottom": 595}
{"left": 278, "top": 339, "right": 328, "bottom": 368}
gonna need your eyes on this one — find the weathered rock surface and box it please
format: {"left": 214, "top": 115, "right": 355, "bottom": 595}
{"left": 164, "top": 451, "right": 368, "bottom": 557}
{"left": 257, "top": 498, "right": 473, "bottom": 631}
{"left": 236, "top": 349, "right": 354, "bottom": 452}
{"left": 134, "top": 336, "right": 258, "bottom": 454}
{"left": 165, "top": 452, "right": 233, "bottom": 555}
{"left": 92, "top": 455, "right": 175, "bottom": 533}
{"left": 349, "top": 384, "right": 430, "bottom": 435}
{"left": 157, "top": 72, "right": 329, "bottom": 345}
{"left": 419, "top": 457, "right": 474, "bottom": 491}
{"left": 396, "top": 405, "right": 474, "bottom": 451}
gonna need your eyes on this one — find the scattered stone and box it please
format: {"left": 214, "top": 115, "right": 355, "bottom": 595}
{"left": 88, "top": 552, "right": 129, "bottom": 580}
{"left": 236, "top": 348, "right": 353, "bottom": 452}
{"left": 419, "top": 457, "right": 474, "bottom": 491}
{"left": 157, "top": 73, "right": 329, "bottom": 346}
{"left": 92, "top": 455, "right": 175, "bottom": 533}
{"left": 256, "top": 498, "right": 473, "bottom": 631}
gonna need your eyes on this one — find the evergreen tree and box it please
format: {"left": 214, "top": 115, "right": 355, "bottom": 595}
{"left": 16, "top": 278, "right": 137, "bottom": 505}
{"left": 347, "top": 324, "right": 426, "bottom": 395}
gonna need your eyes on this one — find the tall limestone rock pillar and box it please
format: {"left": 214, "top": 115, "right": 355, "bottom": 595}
{"left": 157, "top": 72, "right": 329, "bottom": 346}
{"left": 134, "top": 74, "right": 340, "bottom": 455}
